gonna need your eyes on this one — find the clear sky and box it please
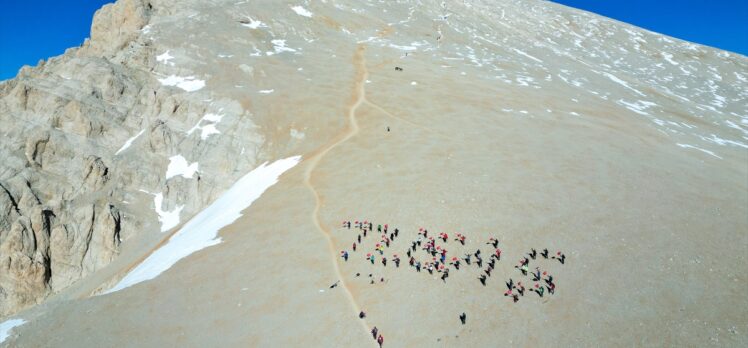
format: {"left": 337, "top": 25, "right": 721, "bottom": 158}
{"left": 552, "top": 0, "right": 748, "bottom": 56}
{"left": 1, "top": 1, "right": 746, "bottom": 80}
{"left": 0, "top": 0, "right": 113, "bottom": 80}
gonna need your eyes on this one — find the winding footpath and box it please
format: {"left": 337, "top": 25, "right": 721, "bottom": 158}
{"left": 301, "top": 44, "right": 371, "bottom": 334}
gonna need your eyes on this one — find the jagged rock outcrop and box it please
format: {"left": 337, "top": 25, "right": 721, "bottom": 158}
{"left": 0, "top": 0, "right": 270, "bottom": 317}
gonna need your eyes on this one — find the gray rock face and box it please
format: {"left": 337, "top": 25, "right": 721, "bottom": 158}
{"left": 0, "top": 0, "right": 151, "bottom": 317}
{"left": 0, "top": 0, "right": 270, "bottom": 317}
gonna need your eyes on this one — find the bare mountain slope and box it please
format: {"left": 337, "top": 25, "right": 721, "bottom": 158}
{"left": 1, "top": 0, "right": 746, "bottom": 346}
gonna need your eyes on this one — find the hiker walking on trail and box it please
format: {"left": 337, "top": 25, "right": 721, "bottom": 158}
{"left": 517, "top": 281, "right": 525, "bottom": 296}
{"left": 377, "top": 334, "right": 384, "bottom": 347}
{"left": 357, "top": 234, "right": 361, "bottom": 243}
{"left": 516, "top": 262, "right": 528, "bottom": 276}
{"left": 494, "top": 248, "right": 502, "bottom": 261}
{"left": 541, "top": 248, "right": 549, "bottom": 259}
{"left": 545, "top": 274, "right": 554, "bottom": 285}
{"left": 341, "top": 251, "right": 349, "bottom": 262}
{"left": 459, "top": 312, "right": 467, "bottom": 325}
{"left": 534, "top": 283, "right": 545, "bottom": 297}
{"left": 504, "top": 289, "right": 520, "bottom": 302}
{"left": 394, "top": 228, "right": 399, "bottom": 237}
{"left": 416, "top": 261, "right": 422, "bottom": 272}
{"left": 382, "top": 257, "right": 387, "bottom": 267}
{"left": 532, "top": 267, "right": 542, "bottom": 281}
{"left": 552, "top": 251, "right": 566, "bottom": 264}
{"left": 378, "top": 224, "right": 382, "bottom": 233}
{"left": 455, "top": 233, "right": 465, "bottom": 245}
{"left": 352, "top": 242, "right": 357, "bottom": 252}
{"left": 371, "top": 327, "right": 378, "bottom": 339}
{"left": 488, "top": 237, "right": 499, "bottom": 248}
{"left": 506, "top": 278, "right": 514, "bottom": 291}
{"left": 479, "top": 274, "right": 487, "bottom": 286}
{"left": 529, "top": 248, "right": 537, "bottom": 260}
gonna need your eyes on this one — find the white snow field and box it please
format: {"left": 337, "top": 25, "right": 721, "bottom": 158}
{"left": 0, "top": 319, "right": 26, "bottom": 344}
{"left": 104, "top": 156, "right": 301, "bottom": 294}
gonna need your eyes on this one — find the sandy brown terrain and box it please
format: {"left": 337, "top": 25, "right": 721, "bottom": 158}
{"left": 2, "top": 0, "right": 747, "bottom": 347}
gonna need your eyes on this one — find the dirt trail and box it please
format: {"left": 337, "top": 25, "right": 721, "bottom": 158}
{"left": 364, "top": 100, "right": 451, "bottom": 140}
{"left": 301, "top": 44, "right": 370, "bottom": 335}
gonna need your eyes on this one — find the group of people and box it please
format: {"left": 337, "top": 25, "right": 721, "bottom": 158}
{"left": 339, "top": 219, "right": 568, "bottom": 344}
{"left": 502, "top": 247, "right": 565, "bottom": 303}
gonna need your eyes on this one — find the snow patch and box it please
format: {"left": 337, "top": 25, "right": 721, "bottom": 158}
{"left": 389, "top": 44, "right": 417, "bottom": 51}
{"left": 267, "top": 40, "right": 297, "bottom": 55}
{"left": 699, "top": 134, "right": 748, "bottom": 149}
{"left": 258, "top": 89, "right": 275, "bottom": 94}
{"left": 158, "top": 75, "right": 205, "bottom": 92}
{"left": 154, "top": 192, "right": 183, "bottom": 232}
{"left": 0, "top": 319, "right": 26, "bottom": 344}
{"left": 115, "top": 129, "right": 145, "bottom": 155}
{"left": 166, "top": 155, "right": 199, "bottom": 180}
{"left": 735, "top": 72, "right": 747, "bottom": 83}
{"left": 188, "top": 113, "right": 224, "bottom": 140}
{"left": 104, "top": 156, "right": 301, "bottom": 294}
{"left": 604, "top": 72, "right": 645, "bottom": 97}
{"left": 676, "top": 143, "right": 722, "bottom": 159}
{"left": 661, "top": 52, "right": 679, "bottom": 66}
{"left": 511, "top": 48, "right": 543, "bottom": 63}
{"left": 156, "top": 51, "right": 174, "bottom": 66}
{"left": 618, "top": 99, "right": 657, "bottom": 116}
{"left": 241, "top": 17, "right": 266, "bottom": 29}
{"left": 291, "top": 5, "right": 313, "bottom": 17}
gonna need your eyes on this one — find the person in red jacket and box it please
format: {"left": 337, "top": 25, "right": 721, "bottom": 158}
{"left": 377, "top": 334, "right": 384, "bottom": 347}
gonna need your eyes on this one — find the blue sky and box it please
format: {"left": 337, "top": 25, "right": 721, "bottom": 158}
{"left": 0, "top": 1, "right": 113, "bottom": 80}
{"left": 1, "top": 1, "right": 746, "bottom": 80}
{"left": 552, "top": 0, "right": 748, "bottom": 55}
